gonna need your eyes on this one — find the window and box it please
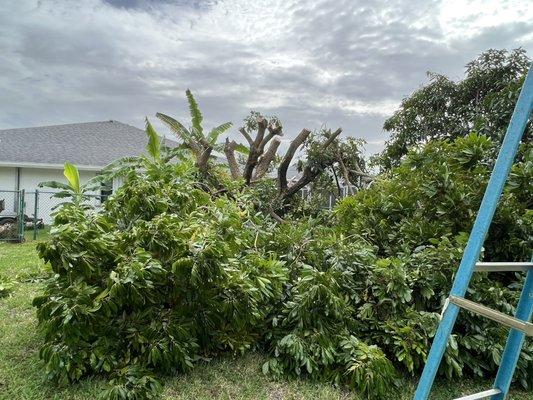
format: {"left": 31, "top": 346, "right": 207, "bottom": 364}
{"left": 100, "top": 181, "right": 113, "bottom": 204}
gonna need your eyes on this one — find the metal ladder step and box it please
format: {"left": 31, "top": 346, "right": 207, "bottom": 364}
{"left": 475, "top": 262, "right": 533, "bottom": 272}
{"left": 449, "top": 296, "right": 533, "bottom": 336}
{"left": 453, "top": 388, "right": 501, "bottom": 400}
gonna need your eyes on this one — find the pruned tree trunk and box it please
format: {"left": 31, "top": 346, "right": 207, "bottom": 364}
{"left": 278, "top": 128, "right": 311, "bottom": 194}
{"left": 224, "top": 138, "right": 241, "bottom": 179}
{"left": 254, "top": 136, "right": 281, "bottom": 180}
{"left": 337, "top": 154, "right": 354, "bottom": 196}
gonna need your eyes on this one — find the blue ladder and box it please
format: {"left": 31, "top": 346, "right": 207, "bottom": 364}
{"left": 413, "top": 63, "right": 533, "bottom": 400}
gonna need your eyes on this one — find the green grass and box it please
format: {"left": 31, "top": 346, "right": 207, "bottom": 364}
{"left": 23, "top": 226, "right": 51, "bottom": 242}
{"left": 0, "top": 241, "right": 531, "bottom": 400}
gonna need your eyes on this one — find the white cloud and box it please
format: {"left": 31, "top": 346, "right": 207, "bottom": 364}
{"left": 439, "top": 0, "right": 533, "bottom": 40}
{"left": 0, "top": 0, "right": 531, "bottom": 155}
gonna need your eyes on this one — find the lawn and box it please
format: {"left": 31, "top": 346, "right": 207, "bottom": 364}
{"left": 0, "top": 241, "right": 530, "bottom": 400}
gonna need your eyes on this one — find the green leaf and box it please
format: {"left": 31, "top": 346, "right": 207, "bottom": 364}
{"left": 234, "top": 143, "right": 250, "bottom": 155}
{"left": 38, "top": 181, "right": 71, "bottom": 191}
{"left": 262, "top": 361, "right": 269, "bottom": 375}
{"left": 186, "top": 89, "right": 203, "bottom": 137}
{"left": 63, "top": 162, "right": 81, "bottom": 194}
{"left": 207, "top": 122, "right": 232, "bottom": 145}
{"left": 145, "top": 119, "right": 161, "bottom": 160}
{"left": 156, "top": 112, "right": 194, "bottom": 144}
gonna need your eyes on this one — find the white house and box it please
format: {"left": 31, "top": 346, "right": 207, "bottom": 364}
{"left": 0, "top": 120, "right": 169, "bottom": 224}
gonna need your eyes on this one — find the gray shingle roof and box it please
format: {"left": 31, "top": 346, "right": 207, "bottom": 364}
{"left": 0, "top": 120, "right": 173, "bottom": 169}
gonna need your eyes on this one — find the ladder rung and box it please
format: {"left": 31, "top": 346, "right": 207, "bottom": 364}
{"left": 449, "top": 295, "right": 533, "bottom": 336}
{"left": 475, "top": 262, "right": 533, "bottom": 272}
{"left": 453, "top": 388, "right": 501, "bottom": 400}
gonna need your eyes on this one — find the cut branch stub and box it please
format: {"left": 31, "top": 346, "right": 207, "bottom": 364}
{"left": 239, "top": 127, "right": 253, "bottom": 146}
{"left": 280, "top": 127, "right": 342, "bottom": 199}
{"left": 254, "top": 136, "right": 282, "bottom": 180}
{"left": 278, "top": 128, "right": 311, "bottom": 193}
{"left": 224, "top": 138, "right": 241, "bottom": 179}
{"left": 242, "top": 118, "right": 268, "bottom": 184}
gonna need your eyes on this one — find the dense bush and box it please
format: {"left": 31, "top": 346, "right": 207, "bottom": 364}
{"left": 262, "top": 222, "right": 531, "bottom": 392}
{"left": 333, "top": 134, "right": 532, "bottom": 387}
{"left": 336, "top": 134, "right": 531, "bottom": 261}
{"left": 33, "top": 127, "right": 531, "bottom": 399}
{"left": 34, "top": 127, "right": 288, "bottom": 398}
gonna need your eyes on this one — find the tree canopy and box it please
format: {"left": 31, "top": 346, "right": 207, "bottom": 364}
{"left": 378, "top": 48, "right": 531, "bottom": 169}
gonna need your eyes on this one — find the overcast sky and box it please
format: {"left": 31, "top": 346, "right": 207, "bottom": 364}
{"left": 0, "top": 0, "right": 532, "bottom": 154}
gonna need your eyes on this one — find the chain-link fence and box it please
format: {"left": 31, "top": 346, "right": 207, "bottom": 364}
{"left": 300, "top": 185, "right": 356, "bottom": 210}
{"left": 0, "top": 189, "right": 105, "bottom": 242}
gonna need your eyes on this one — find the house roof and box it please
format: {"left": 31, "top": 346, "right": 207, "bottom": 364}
{"left": 0, "top": 120, "right": 174, "bottom": 170}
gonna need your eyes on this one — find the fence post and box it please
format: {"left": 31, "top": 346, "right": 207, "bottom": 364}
{"left": 33, "top": 189, "right": 39, "bottom": 241}
{"left": 18, "top": 189, "right": 25, "bottom": 242}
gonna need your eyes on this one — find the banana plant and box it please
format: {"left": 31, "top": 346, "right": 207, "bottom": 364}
{"left": 39, "top": 162, "right": 102, "bottom": 207}
{"left": 156, "top": 89, "right": 233, "bottom": 173}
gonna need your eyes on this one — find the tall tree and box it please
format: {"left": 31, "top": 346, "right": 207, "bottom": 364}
{"left": 378, "top": 48, "right": 531, "bottom": 169}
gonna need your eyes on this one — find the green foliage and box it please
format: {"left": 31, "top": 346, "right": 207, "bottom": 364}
{"left": 39, "top": 162, "right": 103, "bottom": 206}
{"left": 145, "top": 119, "right": 161, "bottom": 160}
{"left": 334, "top": 134, "right": 532, "bottom": 386}
{"left": 33, "top": 104, "right": 532, "bottom": 399}
{"left": 33, "top": 125, "right": 287, "bottom": 399}
{"left": 63, "top": 162, "right": 81, "bottom": 194}
{"left": 0, "top": 275, "right": 13, "bottom": 298}
{"left": 156, "top": 90, "right": 232, "bottom": 155}
{"left": 379, "top": 48, "right": 531, "bottom": 168}
{"left": 337, "top": 134, "right": 531, "bottom": 261}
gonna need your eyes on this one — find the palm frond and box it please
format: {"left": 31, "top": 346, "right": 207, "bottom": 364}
{"left": 234, "top": 143, "right": 250, "bottom": 155}
{"left": 186, "top": 89, "right": 203, "bottom": 137}
{"left": 207, "top": 121, "right": 232, "bottom": 145}
{"left": 84, "top": 175, "right": 108, "bottom": 192}
{"left": 38, "top": 181, "right": 71, "bottom": 191}
{"left": 145, "top": 118, "right": 161, "bottom": 160}
{"left": 156, "top": 112, "right": 194, "bottom": 143}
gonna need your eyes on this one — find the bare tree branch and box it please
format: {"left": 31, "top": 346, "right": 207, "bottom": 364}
{"left": 331, "top": 165, "right": 342, "bottom": 196}
{"left": 239, "top": 127, "right": 253, "bottom": 146}
{"left": 196, "top": 147, "right": 213, "bottom": 174}
{"left": 269, "top": 207, "right": 285, "bottom": 223}
{"left": 278, "top": 128, "right": 311, "bottom": 193}
{"left": 224, "top": 138, "right": 241, "bottom": 179}
{"left": 323, "top": 128, "right": 342, "bottom": 148}
{"left": 254, "top": 136, "right": 281, "bottom": 180}
{"left": 337, "top": 153, "right": 354, "bottom": 195}
{"left": 281, "top": 127, "right": 343, "bottom": 199}
{"left": 349, "top": 163, "right": 376, "bottom": 181}
{"left": 258, "top": 125, "right": 282, "bottom": 155}
{"left": 252, "top": 117, "right": 267, "bottom": 147}
{"left": 242, "top": 118, "right": 268, "bottom": 183}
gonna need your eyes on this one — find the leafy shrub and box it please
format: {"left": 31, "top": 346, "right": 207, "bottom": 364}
{"left": 335, "top": 134, "right": 531, "bottom": 261}
{"left": 33, "top": 127, "right": 531, "bottom": 399}
{"left": 334, "top": 134, "right": 532, "bottom": 386}
{"left": 34, "top": 124, "right": 288, "bottom": 398}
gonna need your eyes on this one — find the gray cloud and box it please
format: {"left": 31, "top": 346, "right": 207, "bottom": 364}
{"left": 0, "top": 0, "right": 531, "bottom": 155}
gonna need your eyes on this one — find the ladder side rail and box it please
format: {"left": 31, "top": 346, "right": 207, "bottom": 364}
{"left": 492, "top": 268, "right": 533, "bottom": 400}
{"left": 414, "top": 63, "right": 533, "bottom": 400}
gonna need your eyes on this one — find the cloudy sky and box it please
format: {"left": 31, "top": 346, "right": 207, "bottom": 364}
{"left": 0, "top": 0, "right": 532, "bottom": 154}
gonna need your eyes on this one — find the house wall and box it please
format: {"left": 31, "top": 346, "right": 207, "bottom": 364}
{"left": 0, "top": 166, "right": 17, "bottom": 191}
{"left": 0, "top": 167, "right": 100, "bottom": 224}
{"left": 0, "top": 166, "right": 19, "bottom": 216}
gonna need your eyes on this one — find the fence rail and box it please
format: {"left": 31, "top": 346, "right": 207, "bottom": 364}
{"left": 0, "top": 189, "right": 105, "bottom": 242}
